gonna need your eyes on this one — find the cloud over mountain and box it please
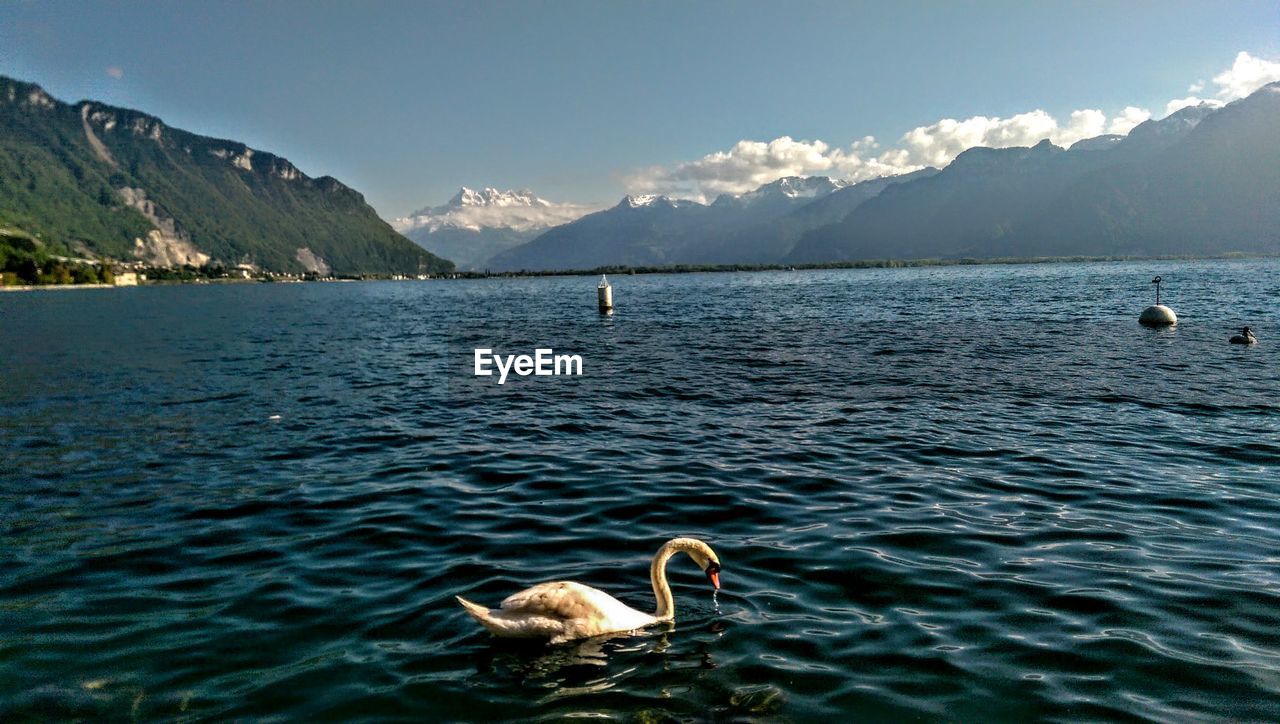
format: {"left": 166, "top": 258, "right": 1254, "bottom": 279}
{"left": 1108, "top": 106, "right": 1152, "bottom": 134}
{"left": 624, "top": 50, "right": 1277, "bottom": 202}
{"left": 896, "top": 109, "right": 1108, "bottom": 168}
{"left": 1213, "top": 51, "right": 1280, "bottom": 101}
{"left": 1165, "top": 51, "right": 1280, "bottom": 115}
{"left": 624, "top": 138, "right": 850, "bottom": 201}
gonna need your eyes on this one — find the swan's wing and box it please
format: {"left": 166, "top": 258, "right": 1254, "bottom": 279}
{"left": 500, "top": 581, "right": 615, "bottom": 620}
{"left": 503, "top": 581, "right": 651, "bottom": 622}
{"left": 497, "top": 581, "right": 658, "bottom": 642}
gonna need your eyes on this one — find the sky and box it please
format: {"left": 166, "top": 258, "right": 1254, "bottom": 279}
{"left": 2, "top": 1, "right": 1278, "bottom": 217}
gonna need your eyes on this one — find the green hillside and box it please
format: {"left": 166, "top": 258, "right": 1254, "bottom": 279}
{"left": 0, "top": 76, "right": 453, "bottom": 276}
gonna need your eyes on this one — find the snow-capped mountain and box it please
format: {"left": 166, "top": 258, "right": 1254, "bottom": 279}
{"left": 725, "top": 176, "right": 849, "bottom": 205}
{"left": 390, "top": 187, "right": 599, "bottom": 269}
{"left": 618, "top": 194, "right": 700, "bottom": 209}
{"left": 488, "top": 175, "right": 865, "bottom": 271}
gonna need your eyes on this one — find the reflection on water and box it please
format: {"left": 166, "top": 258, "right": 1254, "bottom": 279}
{"left": 2, "top": 258, "right": 1280, "bottom": 720}
{"left": 480, "top": 628, "right": 673, "bottom": 679}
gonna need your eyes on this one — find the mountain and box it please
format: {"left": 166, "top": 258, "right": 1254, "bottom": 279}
{"left": 0, "top": 75, "right": 452, "bottom": 275}
{"left": 391, "top": 187, "right": 597, "bottom": 270}
{"left": 1014, "top": 84, "right": 1280, "bottom": 257}
{"left": 710, "top": 176, "right": 849, "bottom": 221}
{"left": 690, "top": 169, "right": 938, "bottom": 264}
{"left": 787, "top": 139, "right": 1114, "bottom": 262}
{"left": 488, "top": 194, "right": 712, "bottom": 271}
{"left": 1068, "top": 134, "right": 1124, "bottom": 152}
{"left": 785, "top": 98, "right": 1268, "bottom": 263}
{"left": 489, "top": 175, "right": 872, "bottom": 271}
{"left": 493, "top": 90, "right": 1268, "bottom": 272}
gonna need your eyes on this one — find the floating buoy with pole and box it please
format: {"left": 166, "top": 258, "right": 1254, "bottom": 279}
{"left": 1139, "top": 275, "right": 1177, "bottom": 326}
{"left": 597, "top": 274, "right": 613, "bottom": 314}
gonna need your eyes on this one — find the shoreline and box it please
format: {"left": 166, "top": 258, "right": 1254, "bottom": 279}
{"left": 0, "top": 282, "right": 116, "bottom": 292}
{"left": 2, "top": 252, "right": 1272, "bottom": 290}
{"left": 450, "top": 251, "right": 1274, "bottom": 278}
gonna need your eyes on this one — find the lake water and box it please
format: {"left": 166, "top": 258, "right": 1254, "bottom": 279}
{"left": 2, "top": 259, "right": 1279, "bottom": 720}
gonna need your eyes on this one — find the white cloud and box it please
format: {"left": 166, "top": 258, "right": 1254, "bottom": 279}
{"left": 627, "top": 137, "right": 849, "bottom": 202}
{"left": 898, "top": 112, "right": 1045, "bottom": 167}
{"left": 1063, "top": 109, "right": 1109, "bottom": 142}
{"left": 1160, "top": 51, "right": 1280, "bottom": 117}
{"left": 1107, "top": 106, "right": 1151, "bottom": 134}
{"left": 831, "top": 143, "right": 922, "bottom": 183}
{"left": 1211, "top": 51, "right": 1280, "bottom": 101}
{"left": 897, "top": 108, "right": 1117, "bottom": 168}
{"left": 105, "top": 66, "right": 124, "bottom": 80}
{"left": 625, "top": 137, "right": 868, "bottom": 201}
{"left": 1163, "top": 96, "right": 1223, "bottom": 116}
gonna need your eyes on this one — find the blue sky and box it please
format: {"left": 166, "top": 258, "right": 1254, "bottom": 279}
{"left": 2, "top": 1, "right": 1277, "bottom": 216}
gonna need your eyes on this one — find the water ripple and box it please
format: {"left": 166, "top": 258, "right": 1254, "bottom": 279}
{"left": 2, "top": 259, "right": 1280, "bottom": 719}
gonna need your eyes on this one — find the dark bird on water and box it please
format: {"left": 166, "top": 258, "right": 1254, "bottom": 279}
{"left": 1230, "top": 326, "right": 1258, "bottom": 345}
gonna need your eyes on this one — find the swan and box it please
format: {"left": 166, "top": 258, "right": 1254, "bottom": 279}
{"left": 1230, "top": 326, "right": 1258, "bottom": 345}
{"left": 456, "top": 537, "right": 722, "bottom": 644}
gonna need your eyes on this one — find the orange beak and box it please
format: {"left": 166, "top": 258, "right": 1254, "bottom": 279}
{"left": 706, "top": 564, "right": 721, "bottom": 590}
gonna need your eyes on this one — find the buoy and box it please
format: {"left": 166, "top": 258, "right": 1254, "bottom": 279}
{"left": 1230, "top": 326, "right": 1258, "bottom": 345}
{"left": 1140, "top": 305, "right": 1177, "bottom": 326}
{"left": 1139, "top": 276, "right": 1177, "bottom": 326}
{"left": 597, "top": 274, "right": 613, "bottom": 314}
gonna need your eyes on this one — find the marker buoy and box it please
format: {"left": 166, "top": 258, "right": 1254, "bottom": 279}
{"left": 1139, "top": 275, "right": 1177, "bottom": 326}
{"left": 597, "top": 274, "right": 613, "bottom": 314}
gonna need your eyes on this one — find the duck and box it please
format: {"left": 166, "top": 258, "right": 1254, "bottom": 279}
{"left": 1230, "top": 326, "right": 1258, "bottom": 345}
{"left": 456, "top": 537, "right": 722, "bottom": 644}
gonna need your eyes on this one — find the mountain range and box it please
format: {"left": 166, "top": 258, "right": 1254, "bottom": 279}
{"left": 6, "top": 70, "right": 1277, "bottom": 278}
{"left": 488, "top": 174, "right": 941, "bottom": 271}
{"left": 475, "top": 81, "right": 1279, "bottom": 271}
{"left": 391, "top": 187, "right": 598, "bottom": 270}
{"left": 0, "top": 75, "right": 452, "bottom": 276}
{"left": 785, "top": 93, "right": 1279, "bottom": 263}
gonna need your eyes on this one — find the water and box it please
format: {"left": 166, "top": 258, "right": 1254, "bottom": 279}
{"left": 2, "top": 259, "right": 1279, "bottom": 721}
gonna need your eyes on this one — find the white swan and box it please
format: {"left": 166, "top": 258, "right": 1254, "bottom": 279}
{"left": 456, "top": 537, "right": 722, "bottom": 644}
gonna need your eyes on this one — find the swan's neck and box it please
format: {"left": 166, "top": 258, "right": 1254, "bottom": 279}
{"left": 650, "top": 542, "right": 679, "bottom": 620}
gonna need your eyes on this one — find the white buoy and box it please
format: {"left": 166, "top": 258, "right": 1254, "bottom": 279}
{"left": 1139, "top": 275, "right": 1177, "bottom": 326}
{"left": 1140, "top": 305, "right": 1177, "bottom": 326}
{"left": 597, "top": 274, "right": 613, "bottom": 314}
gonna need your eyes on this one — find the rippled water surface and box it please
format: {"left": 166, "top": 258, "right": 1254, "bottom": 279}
{"left": 3, "top": 259, "right": 1280, "bottom": 721}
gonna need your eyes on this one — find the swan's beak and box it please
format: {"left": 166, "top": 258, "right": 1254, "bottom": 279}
{"left": 705, "top": 563, "right": 721, "bottom": 590}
